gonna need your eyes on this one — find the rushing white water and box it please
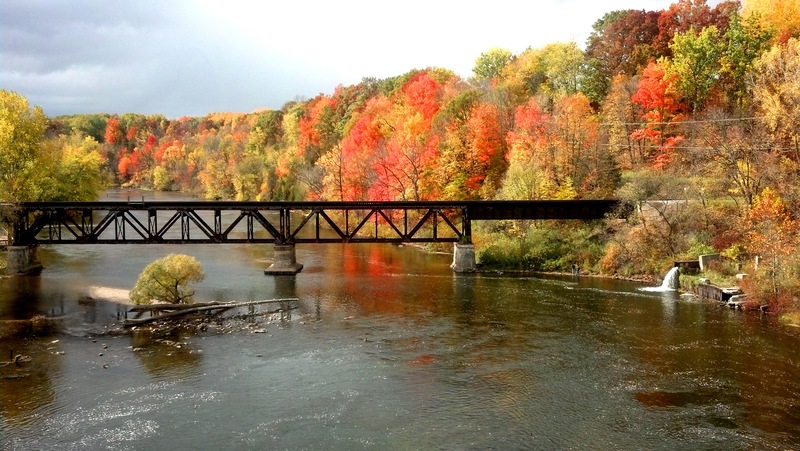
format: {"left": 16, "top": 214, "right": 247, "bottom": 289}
{"left": 641, "top": 266, "right": 680, "bottom": 292}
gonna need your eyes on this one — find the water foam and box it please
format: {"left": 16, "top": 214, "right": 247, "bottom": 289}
{"left": 641, "top": 267, "right": 680, "bottom": 292}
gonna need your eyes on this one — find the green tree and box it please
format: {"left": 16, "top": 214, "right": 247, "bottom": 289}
{"left": 247, "top": 110, "right": 283, "bottom": 155}
{"left": 57, "top": 113, "right": 110, "bottom": 143}
{"left": 497, "top": 47, "right": 548, "bottom": 105}
{"left": 719, "top": 13, "right": 775, "bottom": 107}
{"left": 665, "top": 25, "right": 724, "bottom": 112}
{"left": 233, "top": 154, "right": 268, "bottom": 200}
{"left": 538, "top": 42, "right": 586, "bottom": 100}
{"left": 497, "top": 42, "right": 585, "bottom": 106}
{"left": 130, "top": 254, "right": 206, "bottom": 305}
{"left": 473, "top": 48, "right": 513, "bottom": 83}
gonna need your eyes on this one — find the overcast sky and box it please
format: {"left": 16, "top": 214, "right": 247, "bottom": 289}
{"left": 1, "top": 0, "right": 720, "bottom": 118}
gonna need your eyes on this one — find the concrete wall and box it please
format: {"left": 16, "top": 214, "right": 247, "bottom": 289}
{"left": 6, "top": 246, "right": 43, "bottom": 275}
{"left": 699, "top": 253, "right": 720, "bottom": 271}
{"left": 451, "top": 244, "right": 476, "bottom": 273}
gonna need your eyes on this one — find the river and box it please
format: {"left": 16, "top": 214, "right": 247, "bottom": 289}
{"left": 1, "top": 190, "right": 799, "bottom": 450}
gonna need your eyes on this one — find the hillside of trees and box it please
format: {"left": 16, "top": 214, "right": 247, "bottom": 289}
{"left": 4, "top": 0, "right": 800, "bottom": 318}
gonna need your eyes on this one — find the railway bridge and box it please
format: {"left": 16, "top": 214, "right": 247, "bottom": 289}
{"left": 1, "top": 199, "right": 623, "bottom": 275}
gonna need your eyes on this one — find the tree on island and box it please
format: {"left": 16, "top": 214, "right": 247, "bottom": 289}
{"left": 130, "top": 254, "right": 205, "bottom": 305}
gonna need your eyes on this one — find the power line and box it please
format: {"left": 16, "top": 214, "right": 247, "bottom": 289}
{"left": 601, "top": 143, "right": 797, "bottom": 151}
{"left": 599, "top": 116, "right": 762, "bottom": 127}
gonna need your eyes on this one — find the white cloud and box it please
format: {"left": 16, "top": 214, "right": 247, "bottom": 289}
{"left": 1, "top": 0, "right": 727, "bottom": 117}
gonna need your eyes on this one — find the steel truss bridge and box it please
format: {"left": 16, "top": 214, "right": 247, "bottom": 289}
{"left": 3, "top": 200, "right": 622, "bottom": 246}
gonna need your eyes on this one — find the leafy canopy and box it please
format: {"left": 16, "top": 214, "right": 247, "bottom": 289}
{"left": 0, "top": 90, "right": 107, "bottom": 203}
{"left": 473, "top": 48, "right": 513, "bottom": 82}
{"left": 0, "top": 90, "right": 48, "bottom": 201}
{"left": 130, "top": 254, "right": 206, "bottom": 305}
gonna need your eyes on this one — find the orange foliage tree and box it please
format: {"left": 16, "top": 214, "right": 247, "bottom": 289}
{"left": 551, "top": 94, "right": 600, "bottom": 196}
{"left": 371, "top": 72, "right": 445, "bottom": 201}
{"left": 319, "top": 96, "right": 389, "bottom": 201}
{"left": 502, "top": 99, "right": 553, "bottom": 199}
{"left": 744, "top": 187, "right": 799, "bottom": 308}
{"left": 463, "top": 102, "right": 505, "bottom": 198}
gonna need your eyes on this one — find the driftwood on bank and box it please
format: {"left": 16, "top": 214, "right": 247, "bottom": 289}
{"left": 123, "top": 298, "right": 299, "bottom": 327}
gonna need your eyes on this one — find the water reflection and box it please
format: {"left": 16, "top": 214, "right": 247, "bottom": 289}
{"left": 0, "top": 276, "right": 45, "bottom": 320}
{"left": 274, "top": 275, "right": 297, "bottom": 299}
{"left": 0, "top": 339, "right": 62, "bottom": 427}
{"left": 131, "top": 329, "right": 203, "bottom": 380}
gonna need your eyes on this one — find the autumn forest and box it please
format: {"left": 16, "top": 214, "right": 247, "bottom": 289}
{"left": 3, "top": 0, "right": 800, "bottom": 317}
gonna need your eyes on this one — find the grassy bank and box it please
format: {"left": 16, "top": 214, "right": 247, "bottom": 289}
{"left": 474, "top": 221, "right": 608, "bottom": 274}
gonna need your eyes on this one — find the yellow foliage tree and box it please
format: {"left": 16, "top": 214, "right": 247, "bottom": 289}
{"left": 753, "top": 38, "right": 800, "bottom": 161}
{"left": 0, "top": 90, "right": 48, "bottom": 202}
{"left": 743, "top": 0, "right": 800, "bottom": 41}
{"left": 1, "top": 91, "right": 106, "bottom": 204}
{"left": 130, "top": 254, "right": 206, "bottom": 305}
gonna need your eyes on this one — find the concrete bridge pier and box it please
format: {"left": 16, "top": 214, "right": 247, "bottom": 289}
{"left": 7, "top": 245, "right": 43, "bottom": 275}
{"left": 264, "top": 244, "right": 304, "bottom": 275}
{"left": 451, "top": 243, "right": 476, "bottom": 273}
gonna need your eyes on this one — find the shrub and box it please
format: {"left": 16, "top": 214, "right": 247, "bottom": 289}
{"left": 130, "top": 254, "right": 205, "bottom": 305}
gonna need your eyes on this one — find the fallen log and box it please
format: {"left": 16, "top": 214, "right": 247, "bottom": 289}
{"left": 129, "top": 301, "right": 226, "bottom": 313}
{"left": 128, "top": 298, "right": 299, "bottom": 312}
{"left": 123, "top": 298, "right": 299, "bottom": 327}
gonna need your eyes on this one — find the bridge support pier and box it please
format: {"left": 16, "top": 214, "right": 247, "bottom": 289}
{"left": 265, "top": 244, "right": 303, "bottom": 275}
{"left": 6, "top": 245, "right": 43, "bottom": 275}
{"left": 451, "top": 243, "right": 476, "bottom": 273}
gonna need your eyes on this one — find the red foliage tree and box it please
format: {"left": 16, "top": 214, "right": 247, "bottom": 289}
{"left": 117, "top": 152, "right": 133, "bottom": 181}
{"left": 401, "top": 72, "right": 442, "bottom": 121}
{"left": 104, "top": 117, "right": 123, "bottom": 144}
{"left": 653, "top": 0, "right": 738, "bottom": 57}
{"left": 586, "top": 9, "right": 662, "bottom": 78}
{"left": 368, "top": 71, "right": 447, "bottom": 201}
{"left": 630, "top": 62, "right": 687, "bottom": 169}
{"left": 326, "top": 96, "right": 389, "bottom": 201}
{"left": 126, "top": 125, "right": 138, "bottom": 142}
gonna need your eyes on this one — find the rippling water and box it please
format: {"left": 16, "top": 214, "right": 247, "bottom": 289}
{"left": 2, "top": 191, "right": 800, "bottom": 449}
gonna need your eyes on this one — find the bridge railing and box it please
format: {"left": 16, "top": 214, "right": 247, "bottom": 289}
{"left": 1, "top": 200, "right": 622, "bottom": 246}
{"left": 3, "top": 202, "right": 471, "bottom": 245}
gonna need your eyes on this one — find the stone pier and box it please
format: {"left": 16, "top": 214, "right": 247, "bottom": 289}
{"left": 264, "top": 244, "right": 303, "bottom": 275}
{"left": 450, "top": 243, "right": 476, "bottom": 273}
{"left": 6, "top": 245, "right": 43, "bottom": 275}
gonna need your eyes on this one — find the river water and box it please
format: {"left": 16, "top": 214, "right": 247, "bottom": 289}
{"left": 1, "top": 190, "right": 800, "bottom": 450}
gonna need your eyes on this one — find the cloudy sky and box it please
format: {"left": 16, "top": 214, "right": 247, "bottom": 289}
{"left": 2, "top": 0, "right": 717, "bottom": 118}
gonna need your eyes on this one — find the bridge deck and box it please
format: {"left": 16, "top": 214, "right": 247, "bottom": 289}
{"left": 2, "top": 200, "right": 621, "bottom": 246}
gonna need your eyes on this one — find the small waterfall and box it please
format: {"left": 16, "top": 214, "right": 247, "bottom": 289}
{"left": 660, "top": 266, "right": 680, "bottom": 290}
{"left": 641, "top": 266, "right": 680, "bottom": 292}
